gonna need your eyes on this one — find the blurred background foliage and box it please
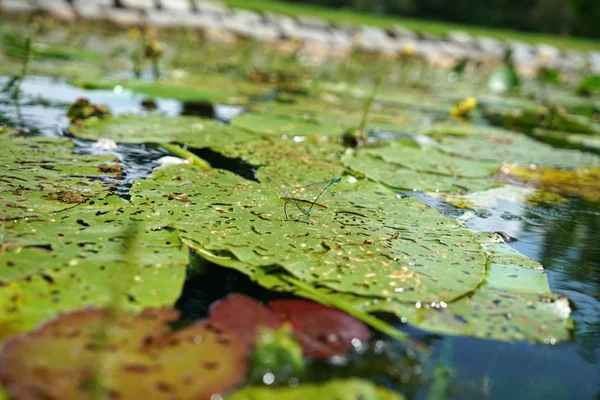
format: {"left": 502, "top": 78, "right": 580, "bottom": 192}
{"left": 282, "top": 0, "right": 600, "bottom": 39}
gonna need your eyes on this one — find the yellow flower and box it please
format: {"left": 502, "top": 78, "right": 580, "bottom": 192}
{"left": 450, "top": 97, "right": 477, "bottom": 119}
{"left": 401, "top": 43, "right": 416, "bottom": 57}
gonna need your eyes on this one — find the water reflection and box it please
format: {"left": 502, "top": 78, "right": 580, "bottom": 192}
{"left": 415, "top": 187, "right": 600, "bottom": 369}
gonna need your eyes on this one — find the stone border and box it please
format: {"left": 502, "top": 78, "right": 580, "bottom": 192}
{"left": 1, "top": 0, "right": 598, "bottom": 73}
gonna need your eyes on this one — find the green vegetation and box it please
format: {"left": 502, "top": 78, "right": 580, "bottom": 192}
{"left": 223, "top": 0, "right": 600, "bottom": 51}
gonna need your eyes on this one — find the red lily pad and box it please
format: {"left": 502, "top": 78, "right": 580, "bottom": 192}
{"left": 269, "top": 299, "right": 372, "bottom": 358}
{"left": 209, "top": 294, "right": 371, "bottom": 358}
{"left": 209, "top": 293, "right": 283, "bottom": 347}
{"left": 0, "top": 308, "right": 248, "bottom": 400}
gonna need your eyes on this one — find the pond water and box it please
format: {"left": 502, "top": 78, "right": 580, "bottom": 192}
{"left": 1, "top": 75, "right": 598, "bottom": 400}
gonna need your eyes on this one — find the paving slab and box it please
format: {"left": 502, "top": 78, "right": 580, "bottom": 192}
{"left": 184, "top": 12, "right": 223, "bottom": 30}
{"left": 72, "top": 1, "right": 108, "bottom": 20}
{"left": 194, "top": 0, "right": 228, "bottom": 15}
{"left": 389, "top": 24, "right": 417, "bottom": 39}
{"left": 104, "top": 7, "right": 144, "bottom": 26}
{"left": 118, "top": 0, "right": 154, "bottom": 9}
{"left": 1, "top": 0, "right": 36, "bottom": 14}
{"left": 296, "top": 15, "right": 329, "bottom": 30}
{"left": 355, "top": 25, "right": 399, "bottom": 54}
{"left": 589, "top": 51, "right": 600, "bottom": 74}
{"left": 476, "top": 36, "right": 506, "bottom": 58}
{"left": 145, "top": 9, "right": 189, "bottom": 28}
{"left": 158, "top": 0, "right": 190, "bottom": 11}
{"left": 34, "top": 0, "right": 77, "bottom": 22}
{"left": 447, "top": 30, "right": 475, "bottom": 47}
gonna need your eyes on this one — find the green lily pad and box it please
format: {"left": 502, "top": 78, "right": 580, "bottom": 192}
{"left": 132, "top": 165, "right": 488, "bottom": 304}
{"left": 231, "top": 113, "right": 345, "bottom": 138}
{"left": 365, "top": 143, "right": 500, "bottom": 178}
{"left": 530, "top": 128, "right": 600, "bottom": 152}
{"left": 315, "top": 233, "right": 570, "bottom": 342}
{"left": 485, "top": 106, "right": 600, "bottom": 135}
{"left": 0, "top": 309, "right": 248, "bottom": 400}
{"left": 0, "top": 194, "right": 188, "bottom": 336}
{"left": 341, "top": 151, "right": 499, "bottom": 192}
{"left": 0, "top": 129, "right": 121, "bottom": 221}
{"left": 434, "top": 129, "right": 600, "bottom": 169}
{"left": 228, "top": 379, "right": 405, "bottom": 400}
{"left": 72, "top": 75, "right": 270, "bottom": 105}
{"left": 69, "top": 115, "right": 256, "bottom": 148}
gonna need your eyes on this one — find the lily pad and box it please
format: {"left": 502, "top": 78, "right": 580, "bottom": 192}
{"left": 72, "top": 75, "right": 270, "bottom": 105}
{"left": 341, "top": 151, "right": 499, "bottom": 192}
{"left": 315, "top": 234, "right": 570, "bottom": 342}
{"left": 530, "top": 128, "right": 600, "bottom": 153}
{"left": 132, "top": 165, "right": 488, "bottom": 304}
{"left": 209, "top": 294, "right": 371, "bottom": 358}
{"left": 231, "top": 113, "right": 345, "bottom": 138}
{"left": 434, "top": 129, "right": 600, "bottom": 169}
{"left": 364, "top": 143, "right": 500, "bottom": 178}
{"left": 0, "top": 309, "right": 248, "bottom": 400}
{"left": 0, "top": 129, "right": 121, "bottom": 220}
{"left": 69, "top": 115, "right": 256, "bottom": 148}
{"left": 485, "top": 106, "right": 600, "bottom": 135}
{"left": 0, "top": 194, "right": 189, "bottom": 335}
{"left": 228, "top": 379, "right": 405, "bottom": 400}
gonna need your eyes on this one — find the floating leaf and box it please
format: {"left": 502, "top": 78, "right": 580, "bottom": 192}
{"left": 0, "top": 194, "right": 188, "bottom": 335}
{"left": 133, "top": 166, "right": 488, "bottom": 304}
{"left": 530, "top": 128, "right": 600, "bottom": 153}
{"left": 485, "top": 106, "right": 600, "bottom": 135}
{"left": 231, "top": 113, "right": 345, "bottom": 138}
{"left": 228, "top": 379, "right": 405, "bottom": 400}
{"left": 365, "top": 143, "right": 499, "bottom": 178}
{"left": 210, "top": 293, "right": 282, "bottom": 348}
{"left": 209, "top": 294, "right": 370, "bottom": 358}
{"left": 341, "top": 150, "right": 498, "bottom": 192}
{"left": 0, "top": 129, "right": 120, "bottom": 221}
{"left": 0, "top": 309, "right": 248, "bottom": 400}
{"left": 69, "top": 115, "right": 255, "bottom": 148}
{"left": 434, "top": 129, "right": 600, "bottom": 169}
{"left": 269, "top": 299, "right": 371, "bottom": 358}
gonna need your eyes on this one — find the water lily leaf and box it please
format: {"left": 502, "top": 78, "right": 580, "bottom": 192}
{"left": 269, "top": 299, "right": 371, "bottom": 358}
{"left": 209, "top": 293, "right": 283, "bottom": 348}
{"left": 485, "top": 106, "right": 600, "bottom": 135}
{"left": 530, "top": 128, "right": 600, "bottom": 153}
{"left": 132, "top": 165, "right": 488, "bottom": 305}
{"left": 228, "top": 379, "right": 405, "bottom": 400}
{"left": 72, "top": 75, "right": 270, "bottom": 104}
{"left": 333, "top": 233, "right": 570, "bottom": 342}
{"left": 501, "top": 163, "right": 600, "bottom": 202}
{"left": 341, "top": 151, "right": 499, "bottom": 192}
{"left": 0, "top": 194, "right": 188, "bottom": 335}
{"left": 69, "top": 115, "right": 256, "bottom": 148}
{"left": 0, "top": 129, "right": 120, "bottom": 220}
{"left": 434, "top": 129, "right": 600, "bottom": 169}
{"left": 0, "top": 309, "right": 248, "bottom": 400}
{"left": 231, "top": 113, "right": 345, "bottom": 137}
{"left": 209, "top": 294, "right": 370, "bottom": 358}
{"left": 365, "top": 144, "right": 499, "bottom": 178}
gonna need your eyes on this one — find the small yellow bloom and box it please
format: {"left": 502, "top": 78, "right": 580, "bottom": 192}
{"left": 401, "top": 43, "right": 416, "bottom": 57}
{"left": 450, "top": 96, "right": 477, "bottom": 119}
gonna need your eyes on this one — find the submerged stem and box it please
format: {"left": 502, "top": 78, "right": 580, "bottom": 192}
{"left": 160, "top": 143, "right": 211, "bottom": 170}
